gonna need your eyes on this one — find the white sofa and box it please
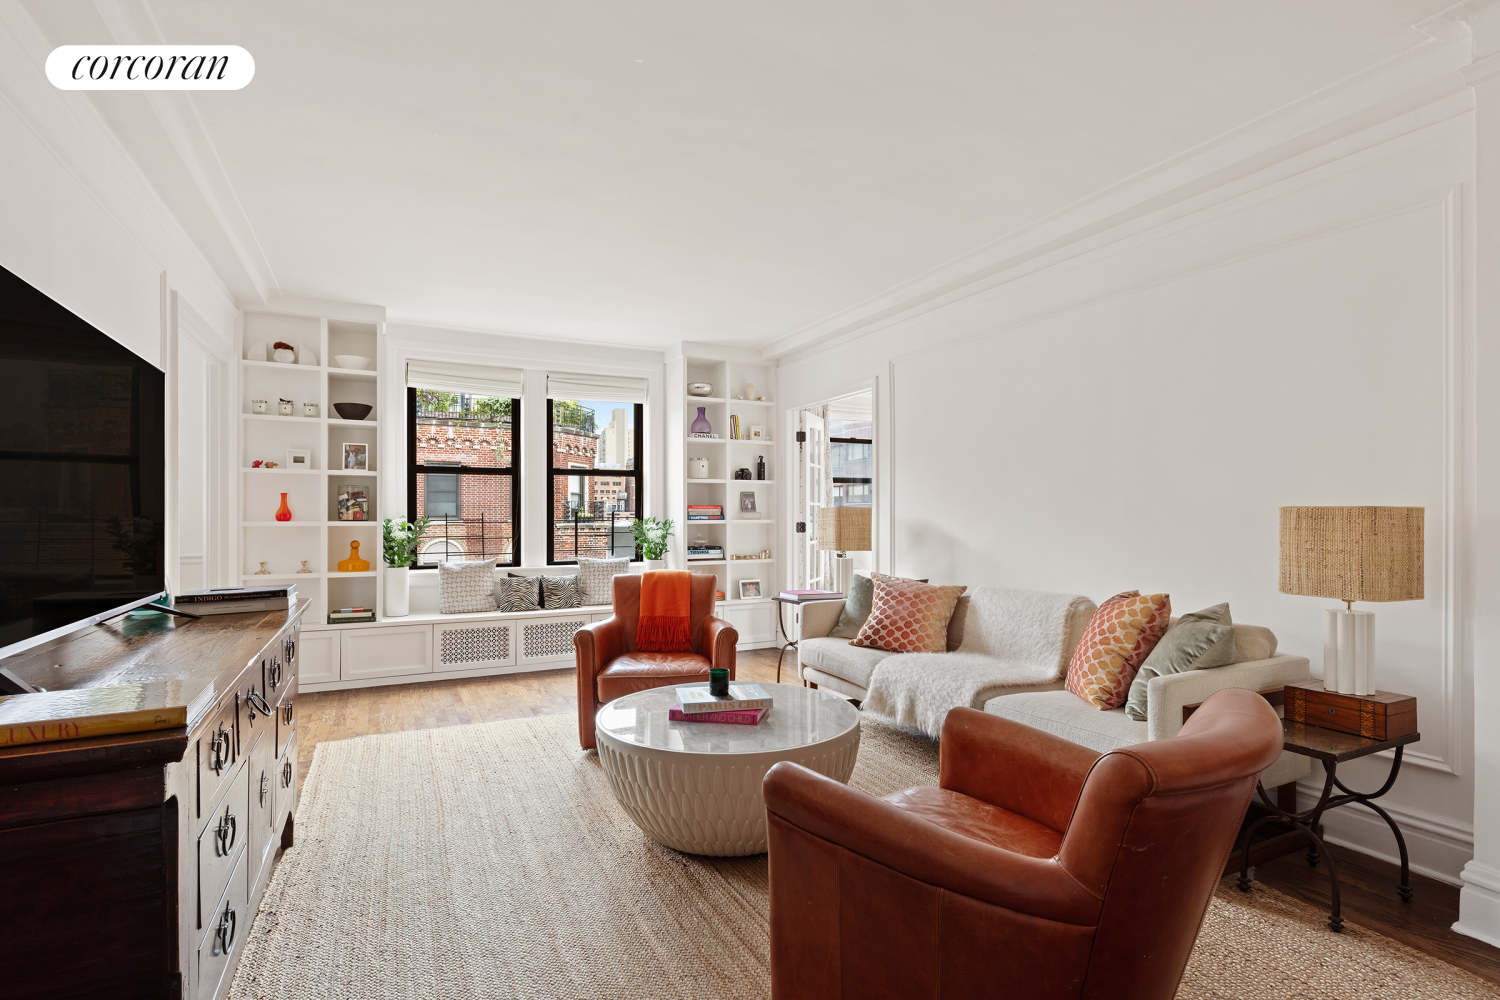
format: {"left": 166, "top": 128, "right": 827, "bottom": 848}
{"left": 798, "top": 586, "right": 1311, "bottom": 790}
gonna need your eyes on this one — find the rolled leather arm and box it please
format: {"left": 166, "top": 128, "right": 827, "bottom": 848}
{"left": 574, "top": 617, "right": 625, "bottom": 747}
{"left": 939, "top": 707, "right": 1100, "bottom": 833}
{"left": 702, "top": 616, "right": 739, "bottom": 678}
{"left": 763, "top": 761, "right": 1102, "bottom": 926}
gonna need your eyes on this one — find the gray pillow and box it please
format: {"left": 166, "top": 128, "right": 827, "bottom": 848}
{"left": 439, "top": 558, "right": 498, "bottom": 614}
{"left": 1124, "top": 603, "right": 1236, "bottom": 721}
{"left": 577, "top": 557, "right": 628, "bottom": 606}
{"left": 541, "top": 575, "right": 582, "bottom": 609}
{"left": 497, "top": 575, "right": 540, "bottom": 613}
{"left": 829, "top": 574, "right": 874, "bottom": 639}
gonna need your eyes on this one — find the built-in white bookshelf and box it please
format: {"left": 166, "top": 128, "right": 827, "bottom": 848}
{"left": 667, "top": 354, "right": 779, "bottom": 646}
{"left": 236, "top": 308, "right": 384, "bottom": 628}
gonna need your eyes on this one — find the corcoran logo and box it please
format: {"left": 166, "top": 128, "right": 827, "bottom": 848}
{"left": 46, "top": 45, "right": 254, "bottom": 90}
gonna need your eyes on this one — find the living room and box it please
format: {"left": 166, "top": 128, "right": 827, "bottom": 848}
{"left": 3, "top": 3, "right": 1500, "bottom": 999}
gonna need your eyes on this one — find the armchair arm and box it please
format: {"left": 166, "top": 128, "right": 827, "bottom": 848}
{"left": 797, "top": 600, "right": 845, "bottom": 641}
{"left": 939, "top": 707, "right": 1100, "bottom": 833}
{"left": 1146, "top": 654, "right": 1310, "bottom": 741}
{"left": 764, "top": 761, "right": 1101, "bottom": 926}
{"left": 575, "top": 617, "right": 625, "bottom": 747}
{"left": 702, "top": 616, "right": 739, "bottom": 677}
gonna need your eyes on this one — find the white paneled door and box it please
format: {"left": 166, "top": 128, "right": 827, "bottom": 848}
{"left": 803, "top": 412, "right": 826, "bottom": 591}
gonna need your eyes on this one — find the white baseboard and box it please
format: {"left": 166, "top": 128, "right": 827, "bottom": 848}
{"left": 1455, "top": 861, "right": 1500, "bottom": 947}
{"left": 1294, "top": 780, "right": 1472, "bottom": 885}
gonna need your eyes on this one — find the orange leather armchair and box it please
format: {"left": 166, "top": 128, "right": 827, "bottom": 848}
{"left": 573, "top": 572, "right": 738, "bottom": 749}
{"left": 763, "top": 688, "right": 1283, "bottom": 1000}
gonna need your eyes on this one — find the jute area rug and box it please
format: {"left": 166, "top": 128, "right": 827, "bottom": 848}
{"left": 231, "top": 713, "right": 1497, "bottom": 1000}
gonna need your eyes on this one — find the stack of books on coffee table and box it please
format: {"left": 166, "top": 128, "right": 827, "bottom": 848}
{"left": 669, "top": 683, "right": 773, "bottom": 725}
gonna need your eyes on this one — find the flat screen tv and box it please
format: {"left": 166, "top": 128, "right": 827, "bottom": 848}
{"left": 0, "top": 263, "right": 166, "bottom": 663}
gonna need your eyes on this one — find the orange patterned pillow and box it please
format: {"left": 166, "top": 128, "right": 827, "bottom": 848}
{"left": 1065, "top": 590, "right": 1171, "bottom": 710}
{"left": 850, "top": 573, "right": 967, "bottom": 653}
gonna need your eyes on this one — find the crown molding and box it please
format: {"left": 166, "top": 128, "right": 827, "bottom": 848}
{"left": 761, "top": 28, "right": 1474, "bottom": 362}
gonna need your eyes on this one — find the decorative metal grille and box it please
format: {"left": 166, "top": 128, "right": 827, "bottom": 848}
{"left": 439, "top": 625, "right": 511, "bottom": 666}
{"left": 523, "top": 619, "right": 587, "bottom": 659}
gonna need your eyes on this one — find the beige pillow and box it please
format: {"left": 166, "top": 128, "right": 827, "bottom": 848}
{"left": 439, "top": 558, "right": 498, "bottom": 614}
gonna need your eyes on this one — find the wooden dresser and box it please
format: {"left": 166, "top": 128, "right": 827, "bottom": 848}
{"left": 0, "top": 600, "right": 309, "bottom": 1000}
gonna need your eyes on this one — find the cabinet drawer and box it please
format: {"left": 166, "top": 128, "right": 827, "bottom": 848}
{"left": 271, "top": 620, "right": 300, "bottom": 695}
{"left": 273, "top": 731, "right": 299, "bottom": 831}
{"left": 341, "top": 625, "right": 432, "bottom": 680}
{"left": 197, "top": 761, "right": 248, "bottom": 930}
{"left": 275, "top": 671, "right": 298, "bottom": 760}
{"left": 196, "top": 697, "right": 238, "bottom": 820}
{"left": 197, "top": 847, "right": 247, "bottom": 1000}
{"left": 247, "top": 728, "right": 278, "bottom": 886}
{"left": 237, "top": 672, "right": 275, "bottom": 757}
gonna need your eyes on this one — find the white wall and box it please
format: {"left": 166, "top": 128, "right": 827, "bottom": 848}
{"left": 776, "top": 61, "right": 1480, "bottom": 883}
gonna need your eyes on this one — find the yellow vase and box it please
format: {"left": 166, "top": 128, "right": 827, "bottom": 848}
{"left": 337, "top": 540, "right": 371, "bottom": 572}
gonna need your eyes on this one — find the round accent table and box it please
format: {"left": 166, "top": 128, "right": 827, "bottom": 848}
{"left": 595, "top": 682, "right": 861, "bottom": 856}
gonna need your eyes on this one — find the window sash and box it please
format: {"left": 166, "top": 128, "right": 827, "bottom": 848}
{"left": 546, "top": 400, "right": 644, "bottom": 565}
{"left": 407, "top": 388, "right": 521, "bottom": 567}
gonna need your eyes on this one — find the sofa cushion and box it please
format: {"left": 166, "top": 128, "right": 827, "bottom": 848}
{"left": 983, "top": 689, "right": 1147, "bottom": 753}
{"left": 852, "top": 574, "right": 967, "bottom": 653}
{"left": 597, "top": 652, "right": 712, "bottom": 702}
{"left": 497, "top": 575, "right": 540, "bottom": 613}
{"left": 1124, "top": 603, "right": 1236, "bottom": 722}
{"left": 829, "top": 573, "right": 874, "bottom": 639}
{"left": 1231, "top": 623, "right": 1277, "bottom": 662}
{"left": 1064, "top": 590, "right": 1171, "bottom": 710}
{"left": 540, "top": 575, "right": 582, "bottom": 609}
{"left": 799, "top": 637, "right": 895, "bottom": 691}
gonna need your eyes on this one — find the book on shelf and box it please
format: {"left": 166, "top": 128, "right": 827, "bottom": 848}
{"left": 328, "top": 607, "right": 375, "bottom": 624}
{"left": 0, "top": 679, "right": 215, "bottom": 747}
{"left": 686, "top": 549, "right": 724, "bottom": 561}
{"left": 687, "top": 505, "right": 723, "bottom": 514}
{"left": 686, "top": 517, "right": 725, "bottom": 522}
{"left": 674, "top": 682, "right": 773, "bottom": 714}
{"left": 668, "top": 704, "right": 768, "bottom": 725}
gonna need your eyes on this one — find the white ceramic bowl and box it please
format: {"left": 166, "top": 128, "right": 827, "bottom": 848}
{"left": 334, "top": 355, "right": 371, "bottom": 370}
{"left": 687, "top": 382, "right": 713, "bottom": 397}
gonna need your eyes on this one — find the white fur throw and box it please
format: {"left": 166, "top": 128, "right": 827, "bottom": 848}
{"left": 863, "top": 587, "right": 1096, "bottom": 739}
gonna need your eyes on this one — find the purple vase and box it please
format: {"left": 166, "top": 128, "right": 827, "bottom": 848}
{"left": 690, "top": 406, "right": 712, "bottom": 435}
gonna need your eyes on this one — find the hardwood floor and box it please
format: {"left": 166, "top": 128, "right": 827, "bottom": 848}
{"left": 294, "top": 645, "right": 1500, "bottom": 984}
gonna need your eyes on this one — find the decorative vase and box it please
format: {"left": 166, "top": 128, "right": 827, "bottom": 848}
{"left": 687, "top": 382, "right": 713, "bottom": 397}
{"left": 275, "top": 493, "right": 292, "bottom": 522}
{"left": 384, "top": 565, "right": 410, "bottom": 617}
{"left": 645, "top": 559, "right": 666, "bottom": 572}
{"left": 690, "top": 406, "right": 712, "bottom": 435}
{"left": 337, "top": 541, "right": 370, "bottom": 572}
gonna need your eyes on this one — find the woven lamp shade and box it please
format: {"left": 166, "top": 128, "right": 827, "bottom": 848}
{"left": 817, "top": 506, "right": 872, "bottom": 552}
{"left": 1279, "top": 506, "right": 1424, "bottom": 603}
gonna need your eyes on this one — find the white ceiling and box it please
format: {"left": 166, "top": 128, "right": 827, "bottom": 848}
{"left": 24, "top": 1, "right": 1454, "bottom": 350}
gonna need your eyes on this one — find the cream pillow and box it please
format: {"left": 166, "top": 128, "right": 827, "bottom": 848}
{"left": 439, "top": 558, "right": 498, "bottom": 614}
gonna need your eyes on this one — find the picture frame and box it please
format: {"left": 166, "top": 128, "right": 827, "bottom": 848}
{"left": 342, "top": 442, "right": 368, "bottom": 471}
{"left": 739, "top": 491, "right": 757, "bottom": 513}
{"left": 287, "top": 448, "right": 312, "bottom": 470}
{"left": 738, "top": 579, "right": 762, "bottom": 600}
{"left": 750, "top": 424, "right": 765, "bottom": 440}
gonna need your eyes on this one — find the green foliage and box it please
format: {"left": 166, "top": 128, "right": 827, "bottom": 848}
{"left": 631, "top": 517, "right": 673, "bottom": 561}
{"left": 551, "top": 399, "right": 596, "bottom": 434}
{"left": 106, "top": 516, "right": 159, "bottom": 575}
{"left": 416, "top": 389, "right": 458, "bottom": 412}
{"left": 382, "top": 516, "right": 431, "bottom": 568}
{"left": 472, "top": 396, "right": 511, "bottom": 421}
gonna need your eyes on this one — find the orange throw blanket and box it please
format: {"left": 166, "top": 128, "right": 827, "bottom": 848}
{"left": 636, "top": 570, "right": 693, "bottom": 653}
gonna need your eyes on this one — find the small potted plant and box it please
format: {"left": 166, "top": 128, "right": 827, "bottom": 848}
{"left": 381, "top": 516, "right": 429, "bottom": 618}
{"left": 631, "top": 516, "right": 674, "bottom": 571}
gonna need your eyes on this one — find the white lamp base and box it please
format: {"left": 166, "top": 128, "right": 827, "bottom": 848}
{"left": 1323, "top": 608, "right": 1375, "bottom": 695}
{"left": 831, "top": 554, "right": 854, "bottom": 599}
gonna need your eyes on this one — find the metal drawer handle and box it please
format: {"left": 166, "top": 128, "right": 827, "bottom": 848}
{"left": 284, "top": 636, "right": 296, "bottom": 663}
{"left": 282, "top": 699, "right": 294, "bottom": 726}
{"left": 214, "top": 808, "right": 237, "bottom": 856}
{"left": 281, "top": 759, "right": 293, "bottom": 789}
{"left": 213, "top": 903, "right": 237, "bottom": 956}
{"left": 268, "top": 656, "right": 282, "bottom": 689}
{"left": 209, "top": 728, "right": 232, "bottom": 773}
{"left": 247, "top": 687, "right": 271, "bottom": 719}
{"left": 259, "top": 770, "right": 269, "bottom": 807}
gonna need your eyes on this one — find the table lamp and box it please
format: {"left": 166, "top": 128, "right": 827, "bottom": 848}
{"left": 817, "top": 506, "right": 872, "bottom": 597}
{"left": 1278, "top": 506, "right": 1423, "bottom": 695}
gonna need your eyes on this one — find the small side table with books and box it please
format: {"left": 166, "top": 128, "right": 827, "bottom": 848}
{"left": 1235, "top": 680, "right": 1419, "bottom": 932}
{"left": 771, "top": 590, "right": 845, "bottom": 683}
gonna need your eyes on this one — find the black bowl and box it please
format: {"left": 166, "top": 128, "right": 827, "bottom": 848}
{"left": 333, "top": 402, "right": 373, "bottom": 421}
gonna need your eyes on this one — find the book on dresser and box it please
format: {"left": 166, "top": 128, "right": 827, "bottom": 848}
{"left": 175, "top": 585, "right": 296, "bottom": 615}
{"left": 0, "top": 679, "right": 216, "bottom": 746}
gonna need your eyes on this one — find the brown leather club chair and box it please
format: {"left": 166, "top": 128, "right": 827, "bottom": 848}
{"left": 763, "top": 687, "right": 1283, "bottom": 1000}
{"left": 573, "top": 572, "right": 738, "bottom": 750}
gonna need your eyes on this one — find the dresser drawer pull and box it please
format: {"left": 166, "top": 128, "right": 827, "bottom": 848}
{"left": 281, "top": 760, "right": 293, "bottom": 789}
{"left": 284, "top": 636, "right": 296, "bottom": 664}
{"left": 259, "top": 769, "right": 270, "bottom": 807}
{"left": 213, "top": 808, "right": 238, "bottom": 857}
{"left": 282, "top": 699, "right": 294, "bottom": 726}
{"left": 247, "top": 687, "right": 271, "bottom": 719}
{"left": 209, "top": 727, "right": 232, "bottom": 773}
{"left": 212, "top": 903, "right": 237, "bottom": 957}
{"left": 268, "top": 656, "right": 283, "bottom": 689}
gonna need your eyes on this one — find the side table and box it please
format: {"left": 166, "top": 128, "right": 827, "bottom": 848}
{"left": 1236, "top": 718, "right": 1420, "bottom": 932}
{"left": 770, "top": 592, "right": 845, "bottom": 683}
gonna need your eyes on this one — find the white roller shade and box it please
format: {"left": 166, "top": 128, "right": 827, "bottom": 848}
{"left": 407, "top": 360, "right": 524, "bottom": 398}
{"left": 546, "top": 372, "right": 648, "bottom": 404}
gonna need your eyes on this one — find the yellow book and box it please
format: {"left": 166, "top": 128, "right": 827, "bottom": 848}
{"left": 0, "top": 680, "right": 214, "bottom": 747}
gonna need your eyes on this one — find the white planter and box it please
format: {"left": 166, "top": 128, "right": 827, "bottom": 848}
{"left": 384, "top": 565, "right": 410, "bottom": 618}
{"left": 644, "top": 559, "right": 666, "bottom": 572}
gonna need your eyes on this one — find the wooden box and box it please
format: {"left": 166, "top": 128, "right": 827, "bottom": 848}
{"left": 1284, "top": 680, "right": 1416, "bottom": 740}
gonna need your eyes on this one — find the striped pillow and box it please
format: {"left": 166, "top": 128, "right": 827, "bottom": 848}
{"left": 497, "top": 576, "right": 540, "bottom": 613}
{"left": 541, "top": 575, "right": 582, "bottom": 609}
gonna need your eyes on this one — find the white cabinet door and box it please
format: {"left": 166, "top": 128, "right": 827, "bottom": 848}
{"left": 297, "top": 631, "right": 340, "bottom": 685}
{"left": 341, "top": 625, "right": 433, "bottom": 680}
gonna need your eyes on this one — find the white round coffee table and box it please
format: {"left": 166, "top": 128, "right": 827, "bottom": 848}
{"left": 594, "top": 681, "right": 861, "bottom": 856}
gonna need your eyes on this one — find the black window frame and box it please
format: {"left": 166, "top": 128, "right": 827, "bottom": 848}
{"left": 547, "top": 399, "right": 644, "bottom": 565}
{"left": 406, "top": 387, "right": 522, "bottom": 569}
{"left": 830, "top": 434, "right": 873, "bottom": 507}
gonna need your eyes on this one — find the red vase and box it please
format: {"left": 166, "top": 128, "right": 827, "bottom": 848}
{"left": 275, "top": 492, "right": 292, "bottom": 522}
